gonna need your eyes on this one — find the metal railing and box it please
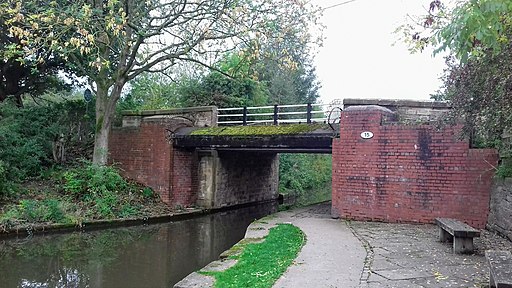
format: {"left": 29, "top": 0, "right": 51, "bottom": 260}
{"left": 217, "top": 103, "right": 331, "bottom": 126}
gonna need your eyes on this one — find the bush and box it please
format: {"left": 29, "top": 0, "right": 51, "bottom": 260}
{"left": 62, "top": 162, "right": 148, "bottom": 219}
{"left": 0, "top": 99, "right": 95, "bottom": 186}
{"left": 63, "top": 163, "right": 128, "bottom": 196}
{"left": 496, "top": 159, "right": 512, "bottom": 179}
{"left": 8, "top": 199, "right": 66, "bottom": 223}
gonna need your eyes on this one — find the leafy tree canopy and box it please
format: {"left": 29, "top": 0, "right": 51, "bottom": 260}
{"left": 398, "top": 0, "right": 512, "bottom": 62}
{"left": 0, "top": 15, "right": 70, "bottom": 107}
{"left": 1, "top": 0, "right": 322, "bottom": 165}
{"left": 399, "top": 1, "right": 512, "bottom": 157}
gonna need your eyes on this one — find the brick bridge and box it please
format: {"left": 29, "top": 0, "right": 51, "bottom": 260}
{"left": 110, "top": 99, "right": 498, "bottom": 228}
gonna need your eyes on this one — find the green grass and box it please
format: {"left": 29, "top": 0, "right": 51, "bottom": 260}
{"left": 206, "top": 223, "right": 305, "bottom": 288}
{"left": 190, "top": 124, "right": 328, "bottom": 136}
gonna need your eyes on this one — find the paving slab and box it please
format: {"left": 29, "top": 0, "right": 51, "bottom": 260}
{"left": 350, "top": 221, "right": 512, "bottom": 288}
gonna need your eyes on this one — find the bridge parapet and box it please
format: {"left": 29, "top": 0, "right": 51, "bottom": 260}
{"left": 343, "top": 98, "right": 450, "bottom": 123}
{"left": 332, "top": 105, "right": 497, "bottom": 228}
{"left": 119, "top": 106, "right": 218, "bottom": 129}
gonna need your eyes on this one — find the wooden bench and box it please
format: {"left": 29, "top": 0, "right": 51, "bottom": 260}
{"left": 485, "top": 250, "right": 512, "bottom": 288}
{"left": 435, "top": 218, "right": 480, "bottom": 254}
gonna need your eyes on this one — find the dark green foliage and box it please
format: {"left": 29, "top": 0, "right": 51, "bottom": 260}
{"left": 279, "top": 154, "right": 332, "bottom": 206}
{"left": 0, "top": 20, "right": 70, "bottom": 107}
{"left": 16, "top": 199, "right": 65, "bottom": 223}
{"left": 142, "top": 187, "right": 154, "bottom": 198}
{"left": 0, "top": 99, "right": 94, "bottom": 188}
{"left": 434, "top": 46, "right": 512, "bottom": 174}
{"left": 208, "top": 224, "right": 304, "bottom": 288}
{"left": 63, "top": 163, "right": 127, "bottom": 196}
{"left": 0, "top": 162, "right": 159, "bottom": 229}
{"left": 496, "top": 159, "right": 512, "bottom": 179}
{"left": 404, "top": 1, "right": 512, "bottom": 175}
{"left": 62, "top": 162, "right": 145, "bottom": 219}
{"left": 436, "top": 53, "right": 512, "bottom": 150}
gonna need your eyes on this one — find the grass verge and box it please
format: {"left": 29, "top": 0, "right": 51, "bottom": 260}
{"left": 205, "top": 223, "right": 305, "bottom": 288}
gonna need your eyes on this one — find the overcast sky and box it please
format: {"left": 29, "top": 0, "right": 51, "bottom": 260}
{"left": 311, "top": 0, "right": 447, "bottom": 104}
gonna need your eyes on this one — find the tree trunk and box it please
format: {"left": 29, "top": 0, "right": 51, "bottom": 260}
{"left": 92, "top": 120, "right": 111, "bottom": 165}
{"left": 92, "top": 84, "right": 110, "bottom": 165}
{"left": 92, "top": 80, "right": 125, "bottom": 166}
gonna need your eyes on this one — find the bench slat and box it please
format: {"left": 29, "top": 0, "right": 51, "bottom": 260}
{"left": 435, "top": 218, "right": 480, "bottom": 238}
{"left": 486, "top": 250, "right": 512, "bottom": 288}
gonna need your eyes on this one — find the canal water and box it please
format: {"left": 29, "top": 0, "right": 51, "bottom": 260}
{"left": 0, "top": 203, "right": 276, "bottom": 288}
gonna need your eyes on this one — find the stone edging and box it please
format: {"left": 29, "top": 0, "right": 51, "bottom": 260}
{"left": 0, "top": 208, "right": 207, "bottom": 239}
{"left": 174, "top": 213, "right": 282, "bottom": 288}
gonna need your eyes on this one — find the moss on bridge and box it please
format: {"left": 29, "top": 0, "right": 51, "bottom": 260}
{"left": 190, "top": 124, "right": 329, "bottom": 136}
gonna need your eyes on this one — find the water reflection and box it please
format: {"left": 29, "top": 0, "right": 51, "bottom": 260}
{"left": 0, "top": 203, "right": 276, "bottom": 288}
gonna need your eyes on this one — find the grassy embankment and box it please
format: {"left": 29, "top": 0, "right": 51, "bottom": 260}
{"left": 204, "top": 223, "right": 305, "bottom": 288}
{"left": 0, "top": 163, "right": 171, "bottom": 231}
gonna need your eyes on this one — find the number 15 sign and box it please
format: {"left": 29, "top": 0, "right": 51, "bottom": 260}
{"left": 360, "top": 131, "right": 374, "bottom": 139}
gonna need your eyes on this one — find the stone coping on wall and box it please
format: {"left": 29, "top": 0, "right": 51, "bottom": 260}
{"left": 121, "top": 106, "right": 217, "bottom": 116}
{"left": 343, "top": 98, "right": 451, "bottom": 109}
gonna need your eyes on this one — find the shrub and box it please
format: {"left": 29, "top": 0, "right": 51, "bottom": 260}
{"left": 62, "top": 162, "right": 148, "bottom": 219}
{"left": 0, "top": 99, "right": 94, "bottom": 185}
{"left": 10, "top": 199, "right": 66, "bottom": 223}
{"left": 63, "top": 163, "right": 127, "bottom": 196}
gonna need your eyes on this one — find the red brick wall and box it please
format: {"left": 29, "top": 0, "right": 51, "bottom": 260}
{"left": 170, "top": 149, "right": 198, "bottom": 207}
{"left": 109, "top": 120, "right": 197, "bottom": 207}
{"left": 332, "top": 109, "right": 498, "bottom": 228}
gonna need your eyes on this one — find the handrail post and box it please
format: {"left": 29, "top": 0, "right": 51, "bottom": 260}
{"left": 243, "top": 106, "right": 247, "bottom": 126}
{"left": 273, "top": 104, "right": 278, "bottom": 125}
{"left": 306, "top": 103, "right": 312, "bottom": 124}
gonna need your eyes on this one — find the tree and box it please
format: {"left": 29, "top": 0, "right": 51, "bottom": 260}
{"left": 2, "top": 0, "right": 322, "bottom": 165}
{"left": 398, "top": 0, "right": 512, "bottom": 61}
{"left": 399, "top": 0, "right": 512, "bottom": 156}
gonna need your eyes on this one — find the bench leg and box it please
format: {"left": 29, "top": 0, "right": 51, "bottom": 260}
{"left": 453, "top": 237, "right": 474, "bottom": 254}
{"left": 489, "top": 270, "right": 496, "bottom": 288}
{"left": 439, "top": 227, "right": 452, "bottom": 242}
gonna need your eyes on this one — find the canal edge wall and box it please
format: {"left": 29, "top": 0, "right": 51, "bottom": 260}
{"left": 174, "top": 206, "right": 295, "bottom": 288}
{"left": 0, "top": 200, "right": 278, "bottom": 239}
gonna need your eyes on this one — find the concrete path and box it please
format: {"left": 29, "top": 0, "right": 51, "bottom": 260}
{"left": 270, "top": 203, "right": 365, "bottom": 288}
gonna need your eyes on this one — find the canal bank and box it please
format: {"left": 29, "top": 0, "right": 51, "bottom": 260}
{"left": 0, "top": 200, "right": 278, "bottom": 239}
{"left": 0, "top": 202, "right": 277, "bottom": 287}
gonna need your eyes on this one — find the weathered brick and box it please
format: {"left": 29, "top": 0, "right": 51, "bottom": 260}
{"left": 332, "top": 109, "right": 498, "bottom": 229}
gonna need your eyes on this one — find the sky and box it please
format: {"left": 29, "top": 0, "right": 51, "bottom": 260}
{"left": 311, "top": 0, "right": 448, "bottom": 104}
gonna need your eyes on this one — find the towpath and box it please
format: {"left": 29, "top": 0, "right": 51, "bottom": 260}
{"left": 269, "top": 202, "right": 512, "bottom": 288}
{"left": 176, "top": 202, "right": 512, "bottom": 288}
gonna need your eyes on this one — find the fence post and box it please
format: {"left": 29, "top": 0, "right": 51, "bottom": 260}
{"left": 273, "top": 104, "right": 278, "bottom": 125}
{"left": 243, "top": 106, "right": 248, "bottom": 126}
{"left": 306, "top": 103, "right": 312, "bottom": 124}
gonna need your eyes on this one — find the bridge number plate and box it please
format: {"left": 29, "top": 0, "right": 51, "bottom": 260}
{"left": 360, "top": 131, "right": 374, "bottom": 139}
